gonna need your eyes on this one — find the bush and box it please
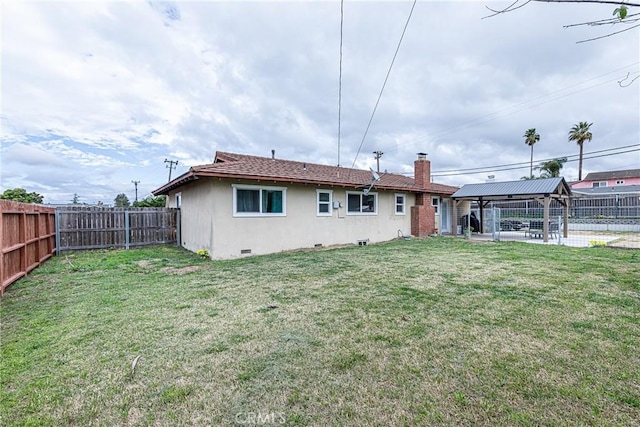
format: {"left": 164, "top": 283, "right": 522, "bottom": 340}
{"left": 196, "top": 249, "right": 210, "bottom": 259}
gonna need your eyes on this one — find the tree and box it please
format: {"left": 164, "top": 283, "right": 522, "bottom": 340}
{"left": 114, "top": 193, "right": 131, "bottom": 207}
{"left": 484, "top": 1, "right": 640, "bottom": 45}
{"left": 71, "top": 193, "right": 80, "bottom": 204}
{"left": 0, "top": 188, "right": 44, "bottom": 204}
{"left": 133, "top": 195, "right": 167, "bottom": 207}
{"left": 523, "top": 128, "right": 540, "bottom": 179}
{"left": 568, "top": 121, "right": 593, "bottom": 181}
{"left": 536, "top": 157, "right": 568, "bottom": 178}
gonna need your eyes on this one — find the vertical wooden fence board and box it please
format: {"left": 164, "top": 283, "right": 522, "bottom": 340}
{"left": 0, "top": 200, "right": 56, "bottom": 295}
{"left": 2, "top": 204, "right": 178, "bottom": 294}
{"left": 55, "top": 207, "right": 178, "bottom": 252}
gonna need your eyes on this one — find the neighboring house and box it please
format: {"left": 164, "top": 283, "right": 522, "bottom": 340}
{"left": 152, "top": 151, "right": 458, "bottom": 259}
{"left": 571, "top": 169, "right": 640, "bottom": 191}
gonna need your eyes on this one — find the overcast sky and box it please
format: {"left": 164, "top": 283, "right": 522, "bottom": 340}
{"left": 2, "top": 1, "right": 639, "bottom": 204}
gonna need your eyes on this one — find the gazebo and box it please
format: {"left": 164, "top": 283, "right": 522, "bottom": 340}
{"left": 451, "top": 177, "right": 573, "bottom": 242}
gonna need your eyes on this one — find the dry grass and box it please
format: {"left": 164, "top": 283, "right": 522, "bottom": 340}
{"left": 1, "top": 238, "right": 639, "bottom": 426}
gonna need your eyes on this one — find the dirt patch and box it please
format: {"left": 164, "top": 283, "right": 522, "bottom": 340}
{"left": 135, "top": 260, "right": 154, "bottom": 268}
{"left": 607, "top": 236, "right": 640, "bottom": 249}
{"left": 160, "top": 266, "right": 202, "bottom": 275}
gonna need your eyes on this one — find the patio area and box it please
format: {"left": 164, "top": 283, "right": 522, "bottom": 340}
{"left": 468, "top": 230, "right": 634, "bottom": 248}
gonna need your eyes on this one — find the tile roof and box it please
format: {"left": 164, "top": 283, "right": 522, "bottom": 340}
{"left": 452, "top": 177, "right": 571, "bottom": 199}
{"left": 583, "top": 169, "right": 640, "bottom": 181}
{"left": 153, "top": 151, "right": 458, "bottom": 195}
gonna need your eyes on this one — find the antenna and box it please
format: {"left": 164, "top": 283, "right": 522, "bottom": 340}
{"left": 363, "top": 167, "right": 381, "bottom": 195}
{"left": 370, "top": 167, "right": 380, "bottom": 182}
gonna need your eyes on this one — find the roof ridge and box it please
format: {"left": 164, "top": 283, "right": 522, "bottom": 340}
{"left": 212, "top": 150, "right": 411, "bottom": 178}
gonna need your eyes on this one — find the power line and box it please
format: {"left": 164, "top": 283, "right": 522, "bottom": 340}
{"left": 379, "top": 62, "right": 640, "bottom": 155}
{"left": 387, "top": 73, "right": 637, "bottom": 155}
{"left": 431, "top": 147, "right": 640, "bottom": 177}
{"left": 431, "top": 143, "right": 640, "bottom": 174}
{"left": 390, "top": 144, "right": 639, "bottom": 177}
{"left": 351, "top": 0, "right": 418, "bottom": 168}
{"left": 337, "top": 0, "right": 344, "bottom": 167}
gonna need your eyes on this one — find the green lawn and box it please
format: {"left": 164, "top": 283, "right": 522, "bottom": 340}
{"left": 1, "top": 238, "right": 639, "bottom": 426}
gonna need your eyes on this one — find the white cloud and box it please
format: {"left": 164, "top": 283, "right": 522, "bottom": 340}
{"left": 1, "top": 1, "right": 638, "bottom": 203}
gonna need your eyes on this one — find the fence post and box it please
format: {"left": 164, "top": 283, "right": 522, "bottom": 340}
{"left": 491, "top": 205, "right": 500, "bottom": 241}
{"left": 176, "top": 209, "right": 181, "bottom": 247}
{"left": 55, "top": 209, "right": 61, "bottom": 255}
{"left": 558, "top": 215, "right": 562, "bottom": 246}
{"left": 125, "top": 211, "right": 130, "bottom": 250}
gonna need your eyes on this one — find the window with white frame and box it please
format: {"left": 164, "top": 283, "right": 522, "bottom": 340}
{"left": 317, "top": 190, "right": 333, "bottom": 216}
{"left": 431, "top": 196, "right": 439, "bottom": 214}
{"left": 175, "top": 192, "right": 182, "bottom": 208}
{"left": 395, "top": 193, "right": 406, "bottom": 215}
{"left": 233, "top": 184, "right": 286, "bottom": 216}
{"left": 592, "top": 181, "right": 608, "bottom": 188}
{"left": 346, "top": 192, "right": 377, "bottom": 214}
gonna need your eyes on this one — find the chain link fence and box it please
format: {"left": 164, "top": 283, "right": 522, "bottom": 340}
{"left": 456, "top": 194, "right": 639, "bottom": 248}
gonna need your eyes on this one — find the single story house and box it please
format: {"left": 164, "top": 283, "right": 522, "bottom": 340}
{"left": 152, "top": 151, "right": 458, "bottom": 259}
{"left": 571, "top": 168, "right": 640, "bottom": 190}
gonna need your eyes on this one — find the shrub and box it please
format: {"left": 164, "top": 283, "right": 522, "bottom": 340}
{"left": 196, "top": 249, "right": 210, "bottom": 259}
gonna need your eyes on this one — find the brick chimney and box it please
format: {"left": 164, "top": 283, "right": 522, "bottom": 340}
{"left": 411, "top": 152, "right": 436, "bottom": 236}
{"left": 414, "top": 152, "right": 431, "bottom": 189}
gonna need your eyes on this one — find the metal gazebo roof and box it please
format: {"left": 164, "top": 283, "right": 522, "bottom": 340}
{"left": 451, "top": 177, "right": 572, "bottom": 200}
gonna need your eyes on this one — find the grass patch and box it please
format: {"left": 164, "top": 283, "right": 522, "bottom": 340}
{"left": 1, "top": 241, "right": 639, "bottom": 425}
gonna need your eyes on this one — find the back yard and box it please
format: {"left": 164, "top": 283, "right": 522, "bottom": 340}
{"left": 1, "top": 238, "right": 638, "bottom": 426}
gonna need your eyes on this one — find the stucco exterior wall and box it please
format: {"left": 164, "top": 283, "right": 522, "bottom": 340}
{"left": 572, "top": 177, "right": 640, "bottom": 189}
{"left": 167, "top": 180, "right": 215, "bottom": 253}
{"left": 168, "top": 178, "right": 416, "bottom": 259}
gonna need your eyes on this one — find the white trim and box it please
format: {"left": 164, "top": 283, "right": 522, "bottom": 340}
{"left": 431, "top": 196, "right": 440, "bottom": 214}
{"left": 345, "top": 191, "right": 378, "bottom": 215}
{"left": 316, "top": 189, "right": 333, "bottom": 217}
{"left": 232, "top": 184, "right": 287, "bottom": 217}
{"left": 394, "top": 193, "right": 406, "bottom": 215}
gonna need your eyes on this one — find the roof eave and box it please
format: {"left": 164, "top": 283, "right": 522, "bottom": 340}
{"left": 189, "top": 171, "right": 429, "bottom": 192}
{"left": 153, "top": 168, "right": 457, "bottom": 195}
{"left": 152, "top": 171, "right": 198, "bottom": 196}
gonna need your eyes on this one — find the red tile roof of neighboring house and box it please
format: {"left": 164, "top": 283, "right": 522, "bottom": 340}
{"left": 153, "top": 151, "right": 458, "bottom": 195}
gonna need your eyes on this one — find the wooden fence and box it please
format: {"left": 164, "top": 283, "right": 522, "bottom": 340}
{"left": 56, "top": 207, "right": 179, "bottom": 253}
{"left": 0, "top": 200, "right": 56, "bottom": 295}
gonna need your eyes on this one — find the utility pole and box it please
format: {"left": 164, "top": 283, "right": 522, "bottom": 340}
{"left": 164, "top": 159, "right": 178, "bottom": 182}
{"left": 373, "top": 151, "right": 384, "bottom": 172}
{"left": 131, "top": 180, "right": 140, "bottom": 202}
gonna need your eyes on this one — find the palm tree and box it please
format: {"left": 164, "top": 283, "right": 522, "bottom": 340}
{"left": 568, "top": 121, "right": 593, "bottom": 181}
{"left": 536, "top": 157, "right": 568, "bottom": 178}
{"left": 523, "top": 128, "right": 540, "bottom": 179}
